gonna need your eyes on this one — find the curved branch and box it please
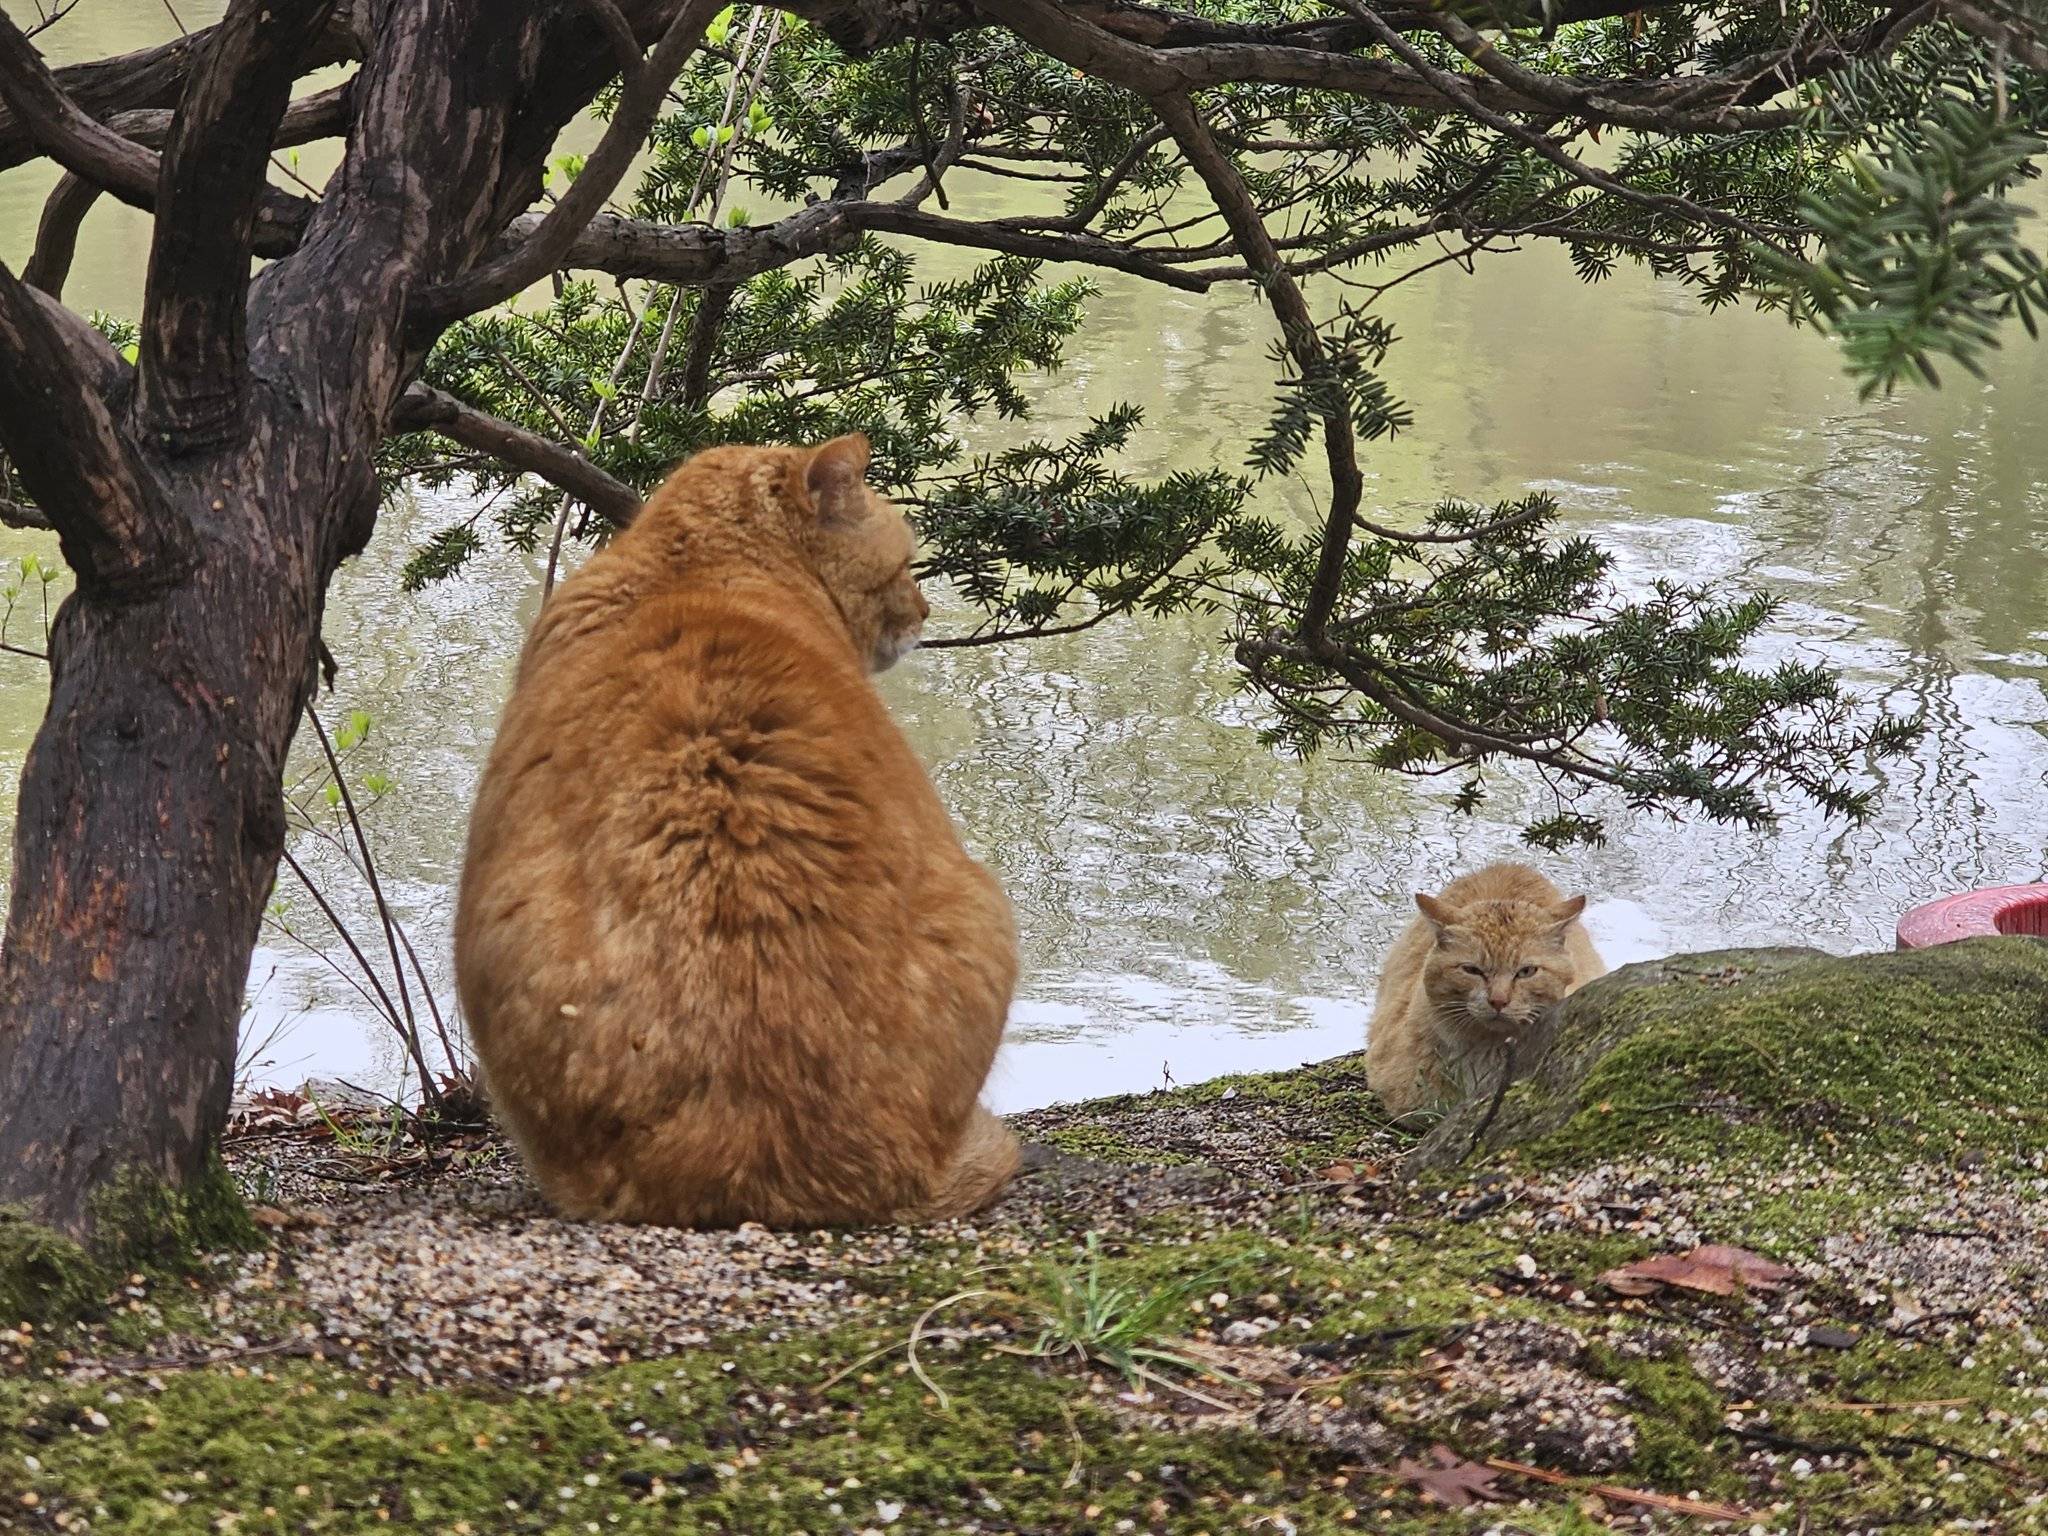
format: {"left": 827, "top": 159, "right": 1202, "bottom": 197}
{"left": 0, "top": 14, "right": 358, "bottom": 172}
{"left": 1242, "top": 635, "right": 1630, "bottom": 788}
{"left": 1947, "top": 0, "right": 2048, "bottom": 71}
{"left": 0, "top": 496, "right": 53, "bottom": 532}
{"left": 1150, "top": 91, "right": 1361, "bottom": 645}
{"left": 139, "top": 0, "right": 341, "bottom": 448}
{"left": 390, "top": 384, "right": 642, "bottom": 530}
{"left": 21, "top": 173, "right": 99, "bottom": 301}
{"left": 408, "top": 0, "right": 727, "bottom": 329}
{"left": 1331, "top": 0, "right": 1790, "bottom": 248}
{"left": 1066, "top": 0, "right": 1721, "bottom": 49}
{"left": 0, "top": 12, "right": 171, "bottom": 206}
{"left": 679, "top": 282, "right": 738, "bottom": 410}
{"left": 0, "top": 13, "right": 319, "bottom": 255}
{"left": 22, "top": 84, "right": 356, "bottom": 302}
{"left": 575, "top": 0, "right": 647, "bottom": 77}
{"left": 543, "top": 198, "right": 1213, "bottom": 292}
{"left": 0, "top": 264, "right": 187, "bottom": 593}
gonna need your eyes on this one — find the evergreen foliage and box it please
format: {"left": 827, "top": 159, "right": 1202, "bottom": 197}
{"left": 370, "top": 0, "right": 2048, "bottom": 840}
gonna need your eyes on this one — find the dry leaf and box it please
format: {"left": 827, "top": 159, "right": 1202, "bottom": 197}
{"left": 1600, "top": 1243, "right": 1799, "bottom": 1298}
{"left": 1394, "top": 1445, "right": 1503, "bottom": 1508}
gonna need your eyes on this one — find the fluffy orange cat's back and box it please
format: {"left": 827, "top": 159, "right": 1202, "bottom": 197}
{"left": 455, "top": 436, "right": 1019, "bottom": 1229}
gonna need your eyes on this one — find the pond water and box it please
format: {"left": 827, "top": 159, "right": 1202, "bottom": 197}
{"left": 3, "top": 2, "right": 2045, "bottom": 1111}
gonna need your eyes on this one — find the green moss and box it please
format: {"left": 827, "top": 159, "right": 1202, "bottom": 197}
{"left": 91, "top": 1155, "right": 259, "bottom": 1274}
{"left": 0, "top": 1328, "right": 1378, "bottom": 1535}
{"left": 1414, "top": 940, "right": 2048, "bottom": 1175}
{"left": 0, "top": 1208, "right": 104, "bottom": 1327}
{"left": 0, "top": 1157, "right": 260, "bottom": 1332}
{"left": 14, "top": 975, "right": 2048, "bottom": 1534}
{"left": 1037, "top": 1124, "right": 1187, "bottom": 1164}
{"left": 1593, "top": 1348, "right": 1724, "bottom": 1488}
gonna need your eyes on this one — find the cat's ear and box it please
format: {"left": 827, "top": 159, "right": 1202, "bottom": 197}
{"left": 804, "top": 433, "right": 872, "bottom": 523}
{"left": 1414, "top": 892, "right": 1456, "bottom": 934}
{"left": 1547, "top": 894, "right": 1588, "bottom": 930}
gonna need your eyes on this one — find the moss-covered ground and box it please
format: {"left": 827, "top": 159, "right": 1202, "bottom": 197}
{"left": 5, "top": 943, "right": 2048, "bottom": 1533}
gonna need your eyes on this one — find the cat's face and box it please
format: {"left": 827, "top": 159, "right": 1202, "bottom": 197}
{"left": 791, "top": 434, "right": 930, "bottom": 672}
{"left": 1416, "top": 893, "right": 1587, "bottom": 1036}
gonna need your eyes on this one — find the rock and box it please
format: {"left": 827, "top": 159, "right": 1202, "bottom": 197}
{"left": 295, "top": 1078, "right": 392, "bottom": 1114}
{"left": 1405, "top": 939, "right": 2048, "bottom": 1177}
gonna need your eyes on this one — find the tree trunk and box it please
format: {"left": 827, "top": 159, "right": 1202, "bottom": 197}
{"left": 0, "top": 0, "right": 708, "bottom": 1249}
{"left": 0, "top": 443, "right": 356, "bottom": 1242}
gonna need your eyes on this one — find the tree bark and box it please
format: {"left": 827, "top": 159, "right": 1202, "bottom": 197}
{"left": 0, "top": 0, "right": 695, "bottom": 1245}
{"left": 0, "top": 478, "right": 330, "bottom": 1238}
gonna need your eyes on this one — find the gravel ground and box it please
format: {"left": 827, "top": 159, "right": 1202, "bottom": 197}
{"left": 10, "top": 1069, "right": 2045, "bottom": 1534}
{"left": 205, "top": 1112, "right": 1236, "bottom": 1388}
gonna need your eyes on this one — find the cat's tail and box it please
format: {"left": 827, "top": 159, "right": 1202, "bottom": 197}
{"left": 894, "top": 1106, "right": 1020, "bottom": 1224}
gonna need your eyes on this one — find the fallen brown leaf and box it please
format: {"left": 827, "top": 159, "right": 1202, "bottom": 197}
{"left": 1600, "top": 1243, "right": 1799, "bottom": 1298}
{"left": 1394, "top": 1445, "right": 1503, "bottom": 1508}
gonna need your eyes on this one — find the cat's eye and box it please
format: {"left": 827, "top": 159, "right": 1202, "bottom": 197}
{"left": 1460, "top": 964, "right": 1485, "bottom": 977}
{"left": 1515, "top": 965, "right": 1538, "bottom": 979}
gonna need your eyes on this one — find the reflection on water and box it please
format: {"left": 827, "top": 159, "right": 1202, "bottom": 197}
{"left": 2, "top": 4, "right": 2044, "bottom": 1108}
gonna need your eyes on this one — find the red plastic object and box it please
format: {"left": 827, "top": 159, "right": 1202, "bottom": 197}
{"left": 1896, "top": 883, "right": 2048, "bottom": 950}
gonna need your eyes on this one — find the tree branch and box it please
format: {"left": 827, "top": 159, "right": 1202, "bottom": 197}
{"left": 390, "top": 384, "right": 642, "bottom": 530}
{"left": 1330, "top": 0, "right": 1791, "bottom": 248}
{"left": 22, "top": 85, "right": 355, "bottom": 302}
{"left": 1065, "top": 0, "right": 1713, "bottom": 49}
{"left": 138, "top": 0, "right": 342, "bottom": 448}
{"left": 0, "top": 13, "right": 359, "bottom": 172}
{"left": 0, "top": 12, "right": 173, "bottom": 207}
{"left": 408, "top": 0, "right": 727, "bottom": 329}
{"left": 0, "top": 496, "right": 53, "bottom": 532}
{"left": 0, "top": 264, "right": 186, "bottom": 592}
{"left": 538, "top": 197, "right": 1213, "bottom": 293}
{"left": 0, "top": 12, "right": 318, "bottom": 255}
{"left": 679, "top": 283, "right": 737, "bottom": 410}
{"left": 21, "top": 173, "right": 100, "bottom": 302}
{"left": 1947, "top": 0, "right": 2048, "bottom": 71}
{"left": 1149, "top": 91, "right": 1362, "bottom": 644}
{"left": 1241, "top": 635, "right": 1630, "bottom": 788}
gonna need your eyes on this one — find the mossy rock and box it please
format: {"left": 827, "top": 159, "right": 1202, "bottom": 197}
{"left": 1406, "top": 938, "right": 2048, "bottom": 1176}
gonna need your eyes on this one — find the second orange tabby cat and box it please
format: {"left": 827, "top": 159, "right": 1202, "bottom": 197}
{"left": 1366, "top": 862, "right": 1605, "bottom": 1118}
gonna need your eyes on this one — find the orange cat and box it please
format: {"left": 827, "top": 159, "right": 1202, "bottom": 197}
{"left": 1365, "top": 862, "right": 1604, "bottom": 1119}
{"left": 454, "top": 434, "right": 1020, "bottom": 1228}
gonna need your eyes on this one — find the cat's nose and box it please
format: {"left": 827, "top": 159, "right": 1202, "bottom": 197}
{"left": 1487, "top": 989, "right": 1512, "bottom": 1012}
{"left": 915, "top": 591, "right": 930, "bottom": 622}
